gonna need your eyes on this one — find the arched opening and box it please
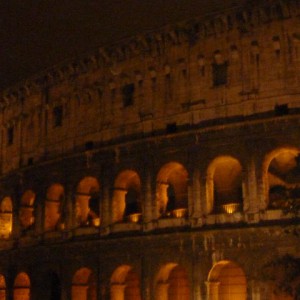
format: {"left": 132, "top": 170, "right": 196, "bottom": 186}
{"left": 13, "top": 272, "right": 30, "bottom": 300}
{"left": 263, "top": 148, "right": 300, "bottom": 209}
{"left": 207, "top": 260, "right": 247, "bottom": 300}
{"left": 155, "top": 263, "right": 190, "bottom": 300}
{"left": 19, "top": 190, "right": 35, "bottom": 230}
{"left": 0, "top": 196, "right": 13, "bottom": 238}
{"left": 207, "top": 156, "right": 243, "bottom": 214}
{"left": 0, "top": 275, "right": 6, "bottom": 300}
{"left": 110, "top": 265, "right": 141, "bottom": 300}
{"left": 156, "top": 162, "right": 189, "bottom": 218}
{"left": 45, "top": 183, "right": 64, "bottom": 231}
{"left": 72, "top": 268, "right": 97, "bottom": 300}
{"left": 75, "top": 177, "right": 100, "bottom": 227}
{"left": 112, "top": 170, "right": 142, "bottom": 223}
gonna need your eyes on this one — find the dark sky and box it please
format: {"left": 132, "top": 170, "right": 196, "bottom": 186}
{"left": 0, "top": 0, "right": 247, "bottom": 90}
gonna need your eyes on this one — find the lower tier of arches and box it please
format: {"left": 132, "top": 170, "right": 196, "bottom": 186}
{"left": 0, "top": 226, "right": 298, "bottom": 300}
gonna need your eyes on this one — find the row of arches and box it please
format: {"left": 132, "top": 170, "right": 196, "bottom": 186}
{"left": 5, "top": 260, "right": 296, "bottom": 300}
{"left": 0, "top": 147, "right": 299, "bottom": 237}
{"left": 0, "top": 260, "right": 248, "bottom": 300}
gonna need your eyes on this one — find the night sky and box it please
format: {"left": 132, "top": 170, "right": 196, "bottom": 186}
{"left": 0, "top": 0, "right": 247, "bottom": 90}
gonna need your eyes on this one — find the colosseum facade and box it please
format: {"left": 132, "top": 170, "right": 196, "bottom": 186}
{"left": 0, "top": 0, "right": 300, "bottom": 299}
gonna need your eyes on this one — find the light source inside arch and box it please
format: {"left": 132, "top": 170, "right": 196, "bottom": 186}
{"left": 267, "top": 150, "right": 300, "bottom": 209}
{"left": 207, "top": 156, "right": 243, "bottom": 214}
{"left": 13, "top": 272, "right": 30, "bottom": 300}
{"left": 112, "top": 170, "right": 142, "bottom": 223}
{"left": 0, "top": 197, "right": 13, "bottom": 238}
{"left": 19, "top": 190, "right": 36, "bottom": 230}
{"left": 45, "top": 184, "right": 64, "bottom": 231}
{"left": 156, "top": 162, "right": 188, "bottom": 217}
{"left": 76, "top": 177, "right": 100, "bottom": 227}
{"left": 207, "top": 261, "right": 246, "bottom": 300}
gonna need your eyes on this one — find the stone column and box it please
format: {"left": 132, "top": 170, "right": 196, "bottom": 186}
{"left": 35, "top": 200, "right": 43, "bottom": 237}
{"left": 192, "top": 259, "right": 204, "bottom": 300}
{"left": 12, "top": 205, "right": 20, "bottom": 240}
{"left": 101, "top": 184, "right": 111, "bottom": 230}
{"left": 245, "top": 157, "right": 259, "bottom": 212}
{"left": 192, "top": 169, "right": 202, "bottom": 219}
{"left": 245, "top": 156, "right": 262, "bottom": 223}
{"left": 65, "top": 185, "right": 74, "bottom": 230}
{"left": 143, "top": 171, "right": 153, "bottom": 227}
{"left": 141, "top": 256, "right": 151, "bottom": 300}
{"left": 200, "top": 175, "right": 209, "bottom": 216}
{"left": 250, "top": 280, "right": 265, "bottom": 300}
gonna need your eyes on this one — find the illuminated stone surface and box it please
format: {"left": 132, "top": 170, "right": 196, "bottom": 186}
{"left": 0, "top": 0, "right": 299, "bottom": 299}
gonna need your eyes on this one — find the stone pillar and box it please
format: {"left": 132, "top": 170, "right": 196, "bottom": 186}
{"left": 141, "top": 256, "right": 151, "bottom": 300}
{"left": 200, "top": 175, "right": 209, "bottom": 216}
{"left": 143, "top": 171, "right": 153, "bottom": 225}
{"left": 110, "top": 284, "right": 126, "bottom": 300}
{"left": 245, "top": 157, "right": 259, "bottom": 212}
{"left": 192, "top": 259, "right": 204, "bottom": 300}
{"left": 250, "top": 280, "right": 263, "bottom": 300}
{"left": 192, "top": 169, "right": 202, "bottom": 219}
{"left": 35, "top": 199, "right": 43, "bottom": 236}
{"left": 101, "top": 184, "right": 111, "bottom": 229}
{"left": 65, "top": 185, "right": 74, "bottom": 230}
{"left": 205, "top": 281, "right": 220, "bottom": 300}
{"left": 12, "top": 205, "right": 20, "bottom": 239}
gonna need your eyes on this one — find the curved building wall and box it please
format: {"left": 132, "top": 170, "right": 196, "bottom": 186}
{"left": 0, "top": 1, "right": 299, "bottom": 299}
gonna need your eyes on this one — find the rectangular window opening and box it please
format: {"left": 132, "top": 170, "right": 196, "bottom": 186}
{"left": 53, "top": 105, "right": 63, "bottom": 127}
{"left": 122, "top": 83, "right": 135, "bottom": 107}
{"left": 7, "top": 127, "right": 14, "bottom": 146}
{"left": 212, "top": 62, "right": 228, "bottom": 87}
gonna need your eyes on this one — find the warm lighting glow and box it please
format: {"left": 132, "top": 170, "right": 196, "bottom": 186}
{"left": 45, "top": 183, "right": 64, "bottom": 231}
{"left": 222, "top": 203, "right": 240, "bottom": 214}
{"left": 172, "top": 208, "right": 187, "bottom": 218}
{"left": 92, "top": 218, "right": 100, "bottom": 227}
{"left": 0, "top": 197, "right": 13, "bottom": 238}
{"left": 207, "top": 260, "right": 246, "bottom": 300}
{"left": 14, "top": 272, "right": 30, "bottom": 300}
{"left": 72, "top": 268, "right": 96, "bottom": 300}
{"left": 207, "top": 156, "right": 243, "bottom": 214}
{"left": 76, "top": 177, "right": 100, "bottom": 226}
{"left": 127, "top": 213, "right": 142, "bottom": 223}
{"left": 113, "top": 170, "right": 141, "bottom": 223}
{"left": 20, "top": 190, "right": 36, "bottom": 229}
{"left": 155, "top": 263, "right": 190, "bottom": 300}
{"left": 156, "top": 162, "right": 188, "bottom": 215}
{"left": 110, "top": 265, "right": 141, "bottom": 300}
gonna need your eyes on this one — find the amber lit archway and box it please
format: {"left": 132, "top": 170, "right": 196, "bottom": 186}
{"left": 45, "top": 183, "right": 64, "bottom": 231}
{"left": 19, "top": 190, "right": 36, "bottom": 229}
{"left": 0, "top": 274, "right": 6, "bottom": 300}
{"left": 14, "top": 272, "right": 30, "bottom": 300}
{"left": 110, "top": 265, "right": 141, "bottom": 300}
{"left": 72, "top": 267, "right": 97, "bottom": 300}
{"left": 262, "top": 147, "right": 300, "bottom": 209}
{"left": 156, "top": 162, "right": 189, "bottom": 217}
{"left": 112, "top": 170, "right": 142, "bottom": 223}
{"left": 76, "top": 177, "right": 100, "bottom": 227}
{"left": 207, "top": 260, "right": 247, "bottom": 300}
{"left": 155, "top": 263, "right": 190, "bottom": 300}
{"left": 206, "top": 156, "right": 243, "bottom": 214}
{"left": 0, "top": 196, "right": 13, "bottom": 238}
